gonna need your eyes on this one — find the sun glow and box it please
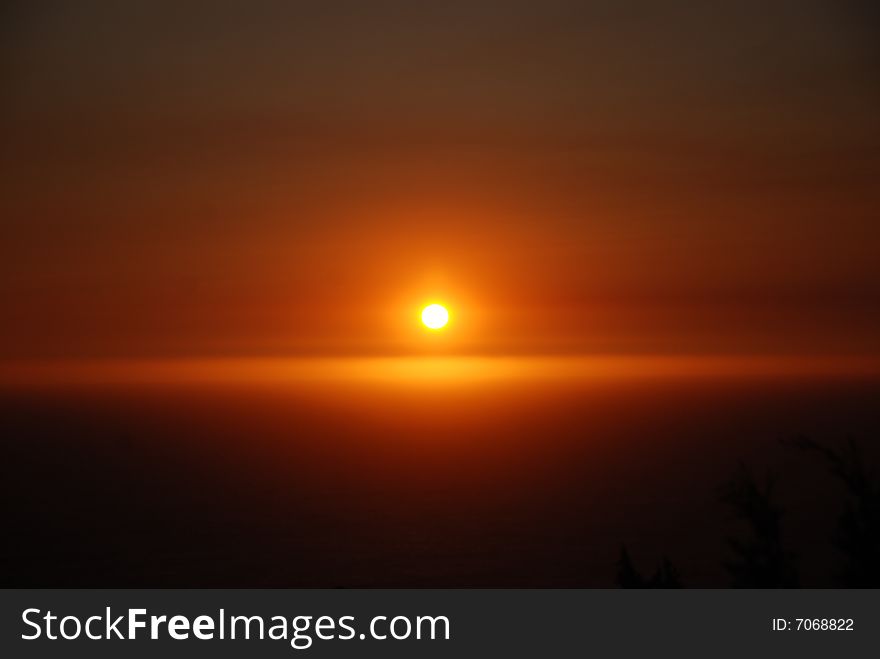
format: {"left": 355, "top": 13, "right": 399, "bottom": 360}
{"left": 421, "top": 304, "right": 449, "bottom": 330}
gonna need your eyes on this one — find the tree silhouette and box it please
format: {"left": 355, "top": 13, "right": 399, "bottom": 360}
{"left": 718, "top": 463, "right": 798, "bottom": 587}
{"left": 614, "top": 437, "right": 879, "bottom": 587}
{"left": 787, "top": 436, "right": 880, "bottom": 587}
{"left": 616, "top": 546, "right": 681, "bottom": 588}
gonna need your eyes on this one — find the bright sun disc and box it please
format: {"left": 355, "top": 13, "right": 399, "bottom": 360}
{"left": 421, "top": 304, "right": 449, "bottom": 330}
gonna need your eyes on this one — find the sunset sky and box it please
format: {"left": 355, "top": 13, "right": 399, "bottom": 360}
{"left": 2, "top": 1, "right": 879, "bottom": 360}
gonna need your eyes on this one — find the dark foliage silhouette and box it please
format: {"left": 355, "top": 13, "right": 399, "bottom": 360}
{"left": 616, "top": 546, "right": 681, "bottom": 588}
{"left": 718, "top": 463, "right": 799, "bottom": 587}
{"left": 615, "top": 438, "right": 879, "bottom": 587}
{"left": 786, "top": 436, "right": 880, "bottom": 587}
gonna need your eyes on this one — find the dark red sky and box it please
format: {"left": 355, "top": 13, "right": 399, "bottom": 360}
{"left": 2, "top": 1, "right": 879, "bottom": 358}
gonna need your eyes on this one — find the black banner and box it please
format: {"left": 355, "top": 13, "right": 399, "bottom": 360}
{"left": 2, "top": 589, "right": 877, "bottom": 657}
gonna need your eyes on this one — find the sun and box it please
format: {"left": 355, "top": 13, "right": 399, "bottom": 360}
{"left": 421, "top": 303, "right": 449, "bottom": 330}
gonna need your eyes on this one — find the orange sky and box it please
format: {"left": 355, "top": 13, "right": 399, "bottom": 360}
{"left": 2, "top": 1, "right": 879, "bottom": 359}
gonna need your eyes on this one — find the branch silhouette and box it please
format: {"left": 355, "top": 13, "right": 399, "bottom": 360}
{"left": 786, "top": 436, "right": 880, "bottom": 587}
